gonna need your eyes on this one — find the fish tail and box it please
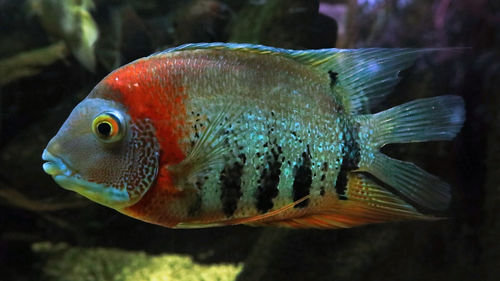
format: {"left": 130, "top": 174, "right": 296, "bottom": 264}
{"left": 355, "top": 95, "right": 465, "bottom": 210}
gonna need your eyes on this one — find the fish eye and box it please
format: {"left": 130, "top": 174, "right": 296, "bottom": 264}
{"left": 92, "top": 111, "right": 125, "bottom": 143}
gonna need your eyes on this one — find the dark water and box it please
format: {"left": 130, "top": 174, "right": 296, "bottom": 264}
{"left": 0, "top": 0, "right": 498, "bottom": 280}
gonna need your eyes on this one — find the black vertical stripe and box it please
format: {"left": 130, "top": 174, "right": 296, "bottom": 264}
{"left": 255, "top": 146, "right": 281, "bottom": 213}
{"left": 188, "top": 193, "right": 202, "bottom": 216}
{"left": 320, "top": 186, "right": 326, "bottom": 196}
{"left": 335, "top": 124, "right": 361, "bottom": 200}
{"left": 220, "top": 161, "right": 244, "bottom": 217}
{"left": 335, "top": 166, "right": 348, "bottom": 200}
{"left": 328, "top": 70, "right": 339, "bottom": 87}
{"left": 293, "top": 152, "right": 312, "bottom": 208}
{"left": 187, "top": 177, "right": 206, "bottom": 216}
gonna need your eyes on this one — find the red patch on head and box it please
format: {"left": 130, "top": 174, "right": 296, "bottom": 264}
{"left": 102, "top": 57, "right": 188, "bottom": 166}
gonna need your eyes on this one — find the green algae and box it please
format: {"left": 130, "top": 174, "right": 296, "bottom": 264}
{"left": 33, "top": 242, "right": 242, "bottom": 281}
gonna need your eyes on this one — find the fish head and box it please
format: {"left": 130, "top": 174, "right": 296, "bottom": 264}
{"left": 42, "top": 96, "right": 160, "bottom": 210}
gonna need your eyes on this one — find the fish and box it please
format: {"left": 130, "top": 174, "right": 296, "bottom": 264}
{"left": 42, "top": 43, "right": 465, "bottom": 229}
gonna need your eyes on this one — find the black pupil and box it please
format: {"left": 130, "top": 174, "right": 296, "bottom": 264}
{"left": 97, "top": 122, "right": 112, "bottom": 137}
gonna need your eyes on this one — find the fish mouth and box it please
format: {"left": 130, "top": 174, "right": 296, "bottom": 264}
{"left": 42, "top": 149, "right": 75, "bottom": 177}
{"left": 42, "top": 149, "right": 131, "bottom": 209}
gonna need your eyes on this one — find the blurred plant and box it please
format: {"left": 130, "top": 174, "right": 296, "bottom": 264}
{"left": 0, "top": 185, "right": 87, "bottom": 212}
{"left": 0, "top": 41, "right": 68, "bottom": 86}
{"left": 33, "top": 242, "right": 243, "bottom": 281}
{"left": 96, "top": 5, "right": 154, "bottom": 71}
{"left": 28, "top": 0, "right": 99, "bottom": 71}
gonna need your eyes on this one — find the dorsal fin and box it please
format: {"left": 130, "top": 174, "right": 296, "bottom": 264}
{"left": 156, "top": 42, "right": 436, "bottom": 113}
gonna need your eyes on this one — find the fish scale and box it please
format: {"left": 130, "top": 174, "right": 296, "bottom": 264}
{"left": 197, "top": 113, "right": 346, "bottom": 221}
{"left": 175, "top": 51, "right": 349, "bottom": 223}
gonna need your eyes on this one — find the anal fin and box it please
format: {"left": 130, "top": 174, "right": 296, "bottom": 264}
{"left": 249, "top": 173, "right": 436, "bottom": 229}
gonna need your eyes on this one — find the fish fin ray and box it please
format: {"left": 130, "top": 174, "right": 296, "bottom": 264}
{"left": 249, "top": 173, "right": 435, "bottom": 229}
{"left": 168, "top": 102, "right": 243, "bottom": 190}
{"left": 363, "top": 95, "right": 465, "bottom": 145}
{"left": 304, "top": 48, "right": 431, "bottom": 113}
{"left": 176, "top": 195, "right": 311, "bottom": 228}
{"left": 360, "top": 152, "right": 452, "bottom": 211}
{"left": 288, "top": 48, "right": 463, "bottom": 113}
{"left": 355, "top": 95, "right": 465, "bottom": 210}
{"left": 154, "top": 42, "right": 304, "bottom": 57}
{"left": 225, "top": 194, "right": 311, "bottom": 225}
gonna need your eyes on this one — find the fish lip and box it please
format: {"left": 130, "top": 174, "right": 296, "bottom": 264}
{"left": 42, "top": 149, "right": 132, "bottom": 208}
{"left": 42, "top": 149, "right": 74, "bottom": 177}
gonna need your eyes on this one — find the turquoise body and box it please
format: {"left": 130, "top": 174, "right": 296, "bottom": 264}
{"left": 146, "top": 43, "right": 465, "bottom": 227}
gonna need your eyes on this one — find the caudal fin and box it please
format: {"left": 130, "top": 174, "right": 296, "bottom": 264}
{"left": 356, "top": 95, "right": 465, "bottom": 211}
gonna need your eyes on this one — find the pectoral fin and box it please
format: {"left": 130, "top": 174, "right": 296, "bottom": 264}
{"left": 167, "top": 103, "right": 243, "bottom": 191}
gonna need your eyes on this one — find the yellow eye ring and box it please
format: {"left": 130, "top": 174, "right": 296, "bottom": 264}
{"left": 92, "top": 112, "right": 125, "bottom": 142}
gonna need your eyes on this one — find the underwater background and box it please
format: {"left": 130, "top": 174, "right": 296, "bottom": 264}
{"left": 0, "top": 0, "right": 498, "bottom": 280}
